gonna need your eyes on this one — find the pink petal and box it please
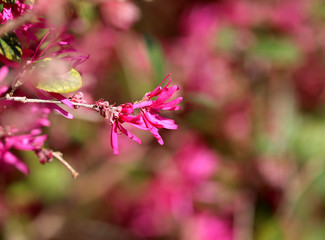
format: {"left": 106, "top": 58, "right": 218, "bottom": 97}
{"left": 48, "top": 103, "right": 74, "bottom": 119}
{"left": 48, "top": 92, "right": 73, "bottom": 109}
{"left": 117, "top": 122, "right": 142, "bottom": 144}
{"left": 110, "top": 121, "right": 119, "bottom": 155}
{"left": 150, "top": 127, "right": 164, "bottom": 145}
{"left": 159, "top": 97, "right": 183, "bottom": 110}
{"left": 120, "top": 114, "right": 149, "bottom": 130}
{"left": 34, "top": 89, "right": 74, "bottom": 119}
{"left": 30, "top": 128, "right": 42, "bottom": 135}
{"left": 155, "top": 85, "right": 179, "bottom": 104}
{"left": 132, "top": 100, "right": 153, "bottom": 109}
{"left": 142, "top": 113, "right": 164, "bottom": 145}
{"left": 0, "top": 86, "right": 9, "bottom": 96}
{"left": 146, "top": 74, "right": 171, "bottom": 97}
{"left": 3, "top": 151, "right": 29, "bottom": 175}
{"left": 154, "top": 114, "right": 178, "bottom": 130}
{"left": 143, "top": 110, "right": 178, "bottom": 129}
{"left": 38, "top": 118, "right": 51, "bottom": 127}
{"left": 0, "top": 66, "right": 9, "bottom": 83}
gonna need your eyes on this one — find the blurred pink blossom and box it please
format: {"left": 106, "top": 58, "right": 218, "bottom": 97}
{"left": 0, "top": 131, "right": 46, "bottom": 174}
{"left": 101, "top": 0, "right": 140, "bottom": 30}
{"left": 175, "top": 137, "right": 219, "bottom": 183}
{"left": 222, "top": 99, "right": 252, "bottom": 143}
{"left": 269, "top": 0, "right": 307, "bottom": 31}
{"left": 0, "top": 0, "right": 32, "bottom": 24}
{"left": 0, "top": 104, "right": 50, "bottom": 174}
{"left": 293, "top": 56, "right": 325, "bottom": 110}
{"left": 167, "top": 3, "right": 239, "bottom": 100}
{"left": 126, "top": 172, "right": 193, "bottom": 237}
{"left": 182, "top": 213, "right": 233, "bottom": 240}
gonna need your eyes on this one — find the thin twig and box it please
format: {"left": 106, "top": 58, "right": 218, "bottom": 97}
{"left": 52, "top": 151, "right": 79, "bottom": 178}
{"left": 1, "top": 94, "right": 95, "bottom": 109}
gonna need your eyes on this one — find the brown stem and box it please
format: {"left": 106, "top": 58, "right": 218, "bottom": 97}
{"left": 52, "top": 151, "right": 79, "bottom": 178}
{"left": 0, "top": 94, "right": 96, "bottom": 109}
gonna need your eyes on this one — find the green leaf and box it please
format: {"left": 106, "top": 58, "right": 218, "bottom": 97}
{"left": 312, "top": 0, "right": 325, "bottom": 22}
{"left": 251, "top": 36, "right": 302, "bottom": 66}
{"left": 0, "top": 4, "right": 4, "bottom": 12}
{"left": 216, "top": 26, "right": 237, "bottom": 51}
{"left": 144, "top": 35, "right": 165, "bottom": 81}
{"left": 256, "top": 217, "right": 284, "bottom": 240}
{"left": 291, "top": 117, "right": 325, "bottom": 161}
{"left": 2, "top": 0, "right": 17, "bottom": 4}
{"left": 36, "top": 67, "right": 82, "bottom": 93}
{"left": 0, "top": 32, "right": 22, "bottom": 61}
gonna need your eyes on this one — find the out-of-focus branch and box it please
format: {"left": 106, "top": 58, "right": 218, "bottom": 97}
{"left": 0, "top": 12, "right": 36, "bottom": 37}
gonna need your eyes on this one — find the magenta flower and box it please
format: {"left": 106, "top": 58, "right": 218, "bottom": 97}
{"left": 101, "top": 0, "right": 140, "bottom": 30}
{"left": 99, "top": 75, "right": 182, "bottom": 155}
{"left": 0, "top": 131, "right": 47, "bottom": 174}
{"left": 0, "top": 66, "right": 9, "bottom": 96}
{"left": 0, "top": 104, "right": 50, "bottom": 174}
{"left": 174, "top": 137, "right": 219, "bottom": 184}
{"left": 108, "top": 103, "right": 142, "bottom": 155}
{"left": 0, "top": 0, "right": 32, "bottom": 24}
{"left": 182, "top": 213, "right": 233, "bottom": 240}
{"left": 134, "top": 74, "right": 183, "bottom": 145}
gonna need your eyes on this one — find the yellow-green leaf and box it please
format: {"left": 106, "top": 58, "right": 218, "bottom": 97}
{"left": 36, "top": 68, "right": 82, "bottom": 93}
{"left": 2, "top": 0, "right": 16, "bottom": 3}
{"left": 0, "top": 32, "right": 22, "bottom": 61}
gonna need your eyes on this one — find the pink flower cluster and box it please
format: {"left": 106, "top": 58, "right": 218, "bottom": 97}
{"left": 107, "top": 136, "right": 231, "bottom": 239}
{"left": 0, "top": 0, "right": 32, "bottom": 24}
{"left": 0, "top": 104, "right": 50, "bottom": 174}
{"left": 0, "top": 0, "right": 183, "bottom": 177}
{"left": 93, "top": 74, "right": 183, "bottom": 155}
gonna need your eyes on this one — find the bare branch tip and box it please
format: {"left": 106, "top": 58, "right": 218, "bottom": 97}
{"left": 53, "top": 151, "right": 80, "bottom": 179}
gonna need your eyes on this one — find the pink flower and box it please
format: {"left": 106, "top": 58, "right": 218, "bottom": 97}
{"left": 175, "top": 137, "right": 219, "bottom": 184}
{"left": 134, "top": 74, "right": 183, "bottom": 145}
{"left": 0, "top": 66, "right": 9, "bottom": 96}
{"left": 110, "top": 115, "right": 141, "bottom": 155}
{"left": 129, "top": 178, "right": 193, "bottom": 237}
{"left": 98, "top": 75, "right": 182, "bottom": 155}
{"left": 0, "top": 131, "right": 46, "bottom": 174}
{"left": 0, "top": 104, "right": 49, "bottom": 174}
{"left": 0, "top": 0, "right": 32, "bottom": 24}
{"left": 182, "top": 213, "right": 233, "bottom": 240}
{"left": 101, "top": 0, "right": 140, "bottom": 30}
{"left": 105, "top": 75, "right": 182, "bottom": 155}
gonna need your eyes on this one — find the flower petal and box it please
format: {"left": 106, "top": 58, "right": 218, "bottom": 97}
{"left": 142, "top": 112, "right": 164, "bottom": 145}
{"left": 3, "top": 151, "right": 29, "bottom": 175}
{"left": 154, "top": 85, "right": 179, "bottom": 105}
{"left": 0, "top": 66, "right": 9, "bottom": 83}
{"left": 34, "top": 89, "right": 74, "bottom": 119}
{"left": 48, "top": 92, "right": 73, "bottom": 109}
{"left": 117, "top": 122, "right": 142, "bottom": 144}
{"left": 158, "top": 97, "right": 183, "bottom": 111}
{"left": 110, "top": 121, "right": 119, "bottom": 155}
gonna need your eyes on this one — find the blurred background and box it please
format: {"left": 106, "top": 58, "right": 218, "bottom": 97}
{"left": 2, "top": 0, "right": 325, "bottom": 239}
